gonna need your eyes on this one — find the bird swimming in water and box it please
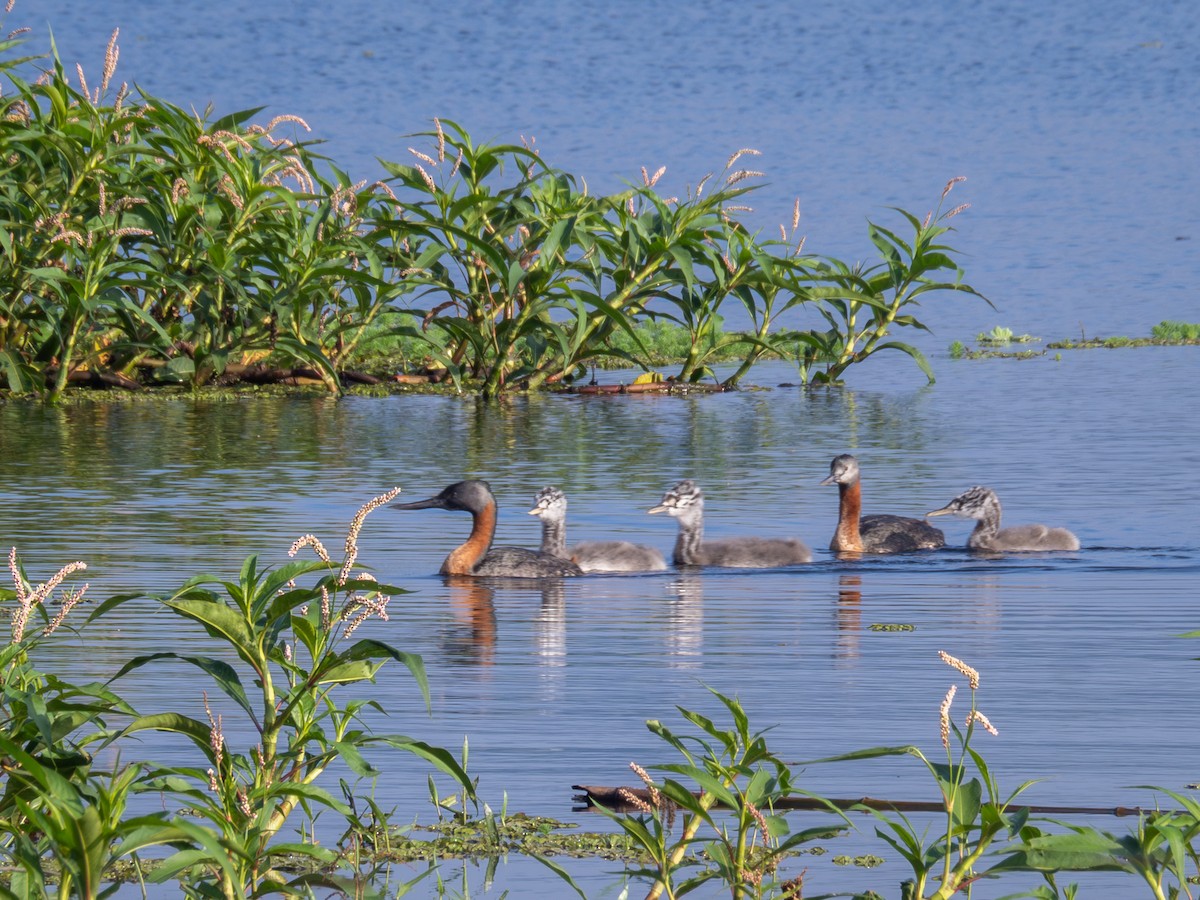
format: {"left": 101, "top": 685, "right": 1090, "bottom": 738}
{"left": 393, "top": 480, "right": 583, "bottom": 577}
{"left": 648, "top": 479, "right": 812, "bottom": 567}
{"left": 926, "top": 485, "right": 1081, "bottom": 552}
{"left": 528, "top": 486, "right": 667, "bottom": 573}
{"left": 820, "top": 454, "right": 945, "bottom": 553}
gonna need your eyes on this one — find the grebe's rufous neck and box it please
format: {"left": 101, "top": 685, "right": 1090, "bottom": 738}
{"left": 394, "top": 480, "right": 583, "bottom": 577}
{"left": 927, "top": 486, "right": 1080, "bottom": 552}
{"left": 819, "top": 454, "right": 945, "bottom": 554}
{"left": 648, "top": 479, "right": 812, "bottom": 568}
{"left": 528, "top": 486, "right": 667, "bottom": 573}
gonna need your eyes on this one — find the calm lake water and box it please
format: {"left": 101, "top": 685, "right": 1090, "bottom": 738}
{"left": 5, "top": 0, "right": 1200, "bottom": 896}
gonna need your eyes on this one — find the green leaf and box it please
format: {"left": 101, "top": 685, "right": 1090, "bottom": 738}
{"left": 118, "top": 712, "right": 214, "bottom": 751}
{"left": 164, "top": 597, "right": 258, "bottom": 667}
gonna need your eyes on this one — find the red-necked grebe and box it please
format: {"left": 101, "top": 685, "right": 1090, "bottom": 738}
{"left": 927, "top": 486, "right": 1080, "bottom": 552}
{"left": 394, "top": 480, "right": 583, "bottom": 577}
{"left": 820, "top": 454, "right": 945, "bottom": 553}
{"left": 528, "top": 486, "right": 667, "bottom": 573}
{"left": 648, "top": 479, "right": 812, "bottom": 567}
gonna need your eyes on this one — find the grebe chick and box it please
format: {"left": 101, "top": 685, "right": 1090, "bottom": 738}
{"left": 648, "top": 479, "right": 812, "bottom": 568}
{"left": 926, "top": 486, "right": 1080, "bottom": 552}
{"left": 820, "top": 454, "right": 945, "bottom": 553}
{"left": 528, "top": 487, "right": 667, "bottom": 573}
{"left": 393, "top": 480, "right": 583, "bottom": 578}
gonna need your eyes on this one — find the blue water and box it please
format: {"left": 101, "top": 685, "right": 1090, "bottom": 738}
{"left": 5, "top": 0, "right": 1200, "bottom": 896}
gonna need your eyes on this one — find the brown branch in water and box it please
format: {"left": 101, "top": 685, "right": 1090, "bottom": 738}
{"left": 45, "top": 367, "right": 143, "bottom": 391}
{"left": 571, "top": 784, "right": 1154, "bottom": 818}
{"left": 567, "top": 382, "right": 729, "bottom": 395}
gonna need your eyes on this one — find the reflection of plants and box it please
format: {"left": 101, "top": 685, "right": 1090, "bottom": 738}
{"left": 103, "top": 490, "right": 474, "bottom": 896}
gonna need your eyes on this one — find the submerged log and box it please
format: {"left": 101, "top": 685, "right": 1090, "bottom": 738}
{"left": 568, "top": 381, "right": 729, "bottom": 395}
{"left": 47, "top": 368, "right": 143, "bottom": 391}
{"left": 571, "top": 784, "right": 1151, "bottom": 818}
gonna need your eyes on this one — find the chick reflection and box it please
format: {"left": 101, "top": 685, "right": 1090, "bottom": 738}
{"left": 834, "top": 574, "right": 863, "bottom": 662}
{"left": 664, "top": 574, "right": 704, "bottom": 666}
{"left": 534, "top": 578, "right": 567, "bottom": 667}
{"left": 444, "top": 577, "right": 497, "bottom": 666}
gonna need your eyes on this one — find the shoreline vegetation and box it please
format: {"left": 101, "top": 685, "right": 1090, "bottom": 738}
{"left": 0, "top": 24, "right": 988, "bottom": 403}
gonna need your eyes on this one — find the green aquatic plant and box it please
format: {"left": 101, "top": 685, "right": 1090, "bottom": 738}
{"left": 0, "top": 30, "right": 420, "bottom": 399}
{"left": 992, "top": 793, "right": 1200, "bottom": 900}
{"left": 598, "top": 151, "right": 809, "bottom": 388}
{"left": 806, "top": 651, "right": 1035, "bottom": 899}
{"left": 377, "top": 120, "right": 611, "bottom": 397}
{"left": 568, "top": 687, "right": 847, "bottom": 899}
{"left": 975, "top": 326, "right": 1039, "bottom": 345}
{"left": 100, "top": 489, "right": 474, "bottom": 896}
{"left": 795, "top": 177, "right": 991, "bottom": 384}
{"left": 978, "top": 325, "right": 1014, "bottom": 344}
{"left": 0, "top": 21, "right": 987, "bottom": 401}
{"left": 1150, "top": 320, "right": 1200, "bottom": 341}
{"left": 0, "top": 550, "right": 167, "bottom": 896}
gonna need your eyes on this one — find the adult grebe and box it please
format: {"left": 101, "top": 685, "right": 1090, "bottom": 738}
{"left": 927, "top": 486, "right": 1081, "bottom": 552}
{"left": 647, "top": 479, "right": 812, "bottom": 567}
{"left": 393, "top": 480, "right": 583, "bottom": 577}
{"left": 820, "top": 454, "right": 945, "bottom": 553}
{"left": 528, "top": 486, "right": 667, "bottom": 573}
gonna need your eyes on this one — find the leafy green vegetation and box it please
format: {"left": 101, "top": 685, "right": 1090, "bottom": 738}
{"left": 950, "top": 321, "right": 1199, "bottom": 360}
{"left": 1152, "top": 321, "right": 1200, "bottom": 340}
{"left": 1048, "top": 322, "right": 1200, "bottom": 350}
{"left": 976, "top": 325, "right": 1038, "bottom": 345}
{"left": 1, "top": 492, "right": 475, "bottom": 897}
{"left": 0, "top": 31, "right": 985, "bottom": 401}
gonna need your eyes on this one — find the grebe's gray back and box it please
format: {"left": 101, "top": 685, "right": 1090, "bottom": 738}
{"left": 648, "top": 480, "right": 811, "bottom": 568}
{"left": 394, "top": 480, "right": 583, "bottom": 577}
{"left": 820, "top": 454, "right": 945, "bottom": 553}
{"left": 927, "top": 486, "right": 1080, "bottom": 552}
{"left": 529, "top": 487, "right": 667, "bottom": 573}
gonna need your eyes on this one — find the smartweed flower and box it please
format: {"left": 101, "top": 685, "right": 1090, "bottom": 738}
{"left": 938, "top": 650, "right": 980, "bottom": 689}
{"left": 966, "top": 709, "right": 999, "bottom": 736}
{"left": 338, "top": 487, "right": 401, "bottom": 585}
{"left": 939, "top": 684, "right": 957, "bottom": 749}
{"left": 630, "top": 761, "right": 663, "bottom": 810}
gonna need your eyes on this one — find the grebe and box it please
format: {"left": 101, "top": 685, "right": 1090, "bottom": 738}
{"left": 648, "top": 479, "right": 812, "bottom": 567}
{"left": 528, "top": 486, "right": 667, "bottom": 573}
{"left": 393, "top": 480, "right": 583, "bottom": 577}
{"left": 820, "top": 454, "right": 945, "bottom": 553}
{"left": 926, "top": 486, "right": 1081, "bottom": 552}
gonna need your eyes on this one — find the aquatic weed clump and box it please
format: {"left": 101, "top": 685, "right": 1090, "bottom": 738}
{"left": 0, "top": 16, "right": 988, "bottom": 401}
{"left": 92, "top": 488, "right": 476, "bottom": 895}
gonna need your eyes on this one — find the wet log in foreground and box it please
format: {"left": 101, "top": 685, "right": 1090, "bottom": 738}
{"left": 572, "top": 784, "right": 1152, "bottom": 818}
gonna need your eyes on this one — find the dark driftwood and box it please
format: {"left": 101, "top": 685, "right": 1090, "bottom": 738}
{"left": 568, "top": 382, "right": 729, "bottom": 395}
{"left": 571, "top": 784, "right": 1151, "bottom": 818}
{"left": 215, "top": 364, "right": 381, "bottom": 386}
{"left": 46, "top": 368, "right": 144, "bottom": 391}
